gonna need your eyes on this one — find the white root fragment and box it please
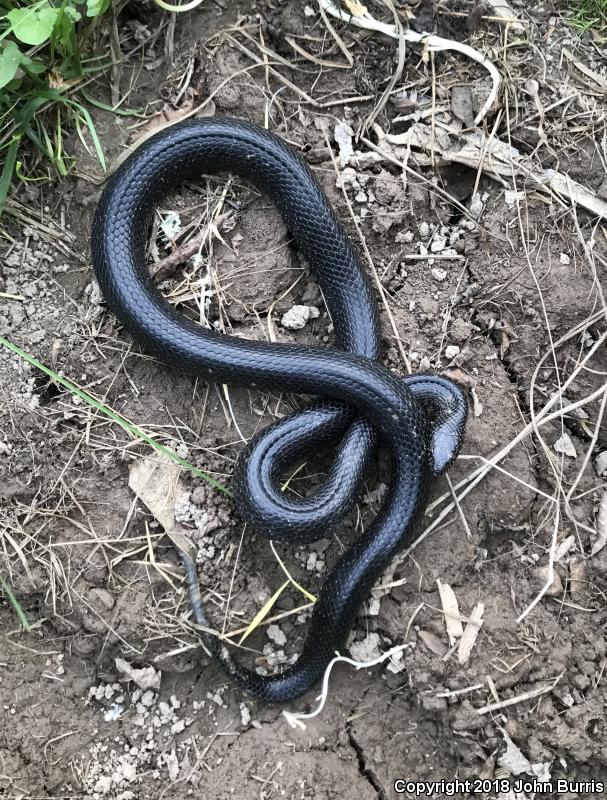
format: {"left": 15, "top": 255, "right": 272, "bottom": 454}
{"left": 283, "top": 644, "right": 409, "bottom": 729}
{"left": 457, "top": 602, "right": 484, "bottom": 665}
{"left": 436, "top": 579, "right": 464, "bottom": 646}
{"left": 319, "top": 0, "right": 500, "bottom": 125}
{"left": 591, "top": 491, "right": 607, "bottom": 557}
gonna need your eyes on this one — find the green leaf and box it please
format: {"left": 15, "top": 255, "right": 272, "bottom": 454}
{"left": 0, "top": 135, "right": 20, "bottom": 217}
{"left": 8, "top": 3, "right": 61, "bottom": 46}
{"left": 86, "top": 0, "right": 111, "bottom": 17}
{"left": 23, "top": 58, "right": 46, "bottom": 75}
{"left": 64, "top": 5, "right": 82, "bottom": 22}
{"left": 52, "top": 6, "right": 79, "bottom": 55}
{"left": 0, "top": 42, "right": 25, "bottom": 89}
{"left": 0, "top": 42, "right": 42, "bottom": 88}
{"left": 0, "top": 575, "right": 32, "bottom": 631}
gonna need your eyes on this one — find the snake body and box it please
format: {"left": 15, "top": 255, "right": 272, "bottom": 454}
{"left": 91, "top": 118, "right": 467, "bottom": 703}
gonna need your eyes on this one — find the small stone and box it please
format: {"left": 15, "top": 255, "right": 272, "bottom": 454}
{"left": 240, "top": 703, "right": 251, "bottom": 726}
{"left": 569, "top": 562, "right": 587, "bottom": 597}
{"left": 444, "top": 345, "right": 460, "bottom": 360}
{"left": 430, "top": 235, "right": 447, "bottom": 253}
{"left": 88, "top": 588, "right": 115, "bottom": 611}
{"left": 450, "top": 318, "right": 471, "bottom": 344}
{"left": 94, "top": 775, "right": 113, "bottom": 795}
{"left": 386, "top": 649, "right": 405, "bottom": 674}
{"left": 140, "top": 690, "right": 155, "bottom": 708}
{"left": 280, "top": 305, "right": 320, "bottom": 330}
{"left": 334, "top": 121, "right": 354, "bottom": 167}
{"left": 421, "top": 694, "right": 448, "bottom": 712}
{"left": 362, "top": 483, "right": 388, "bottom": 505}
{"left": 121, "top": 764, "right": 137, "bottom": 783}
{"left": 115, "top": 658, "right": 161, "bottom": 691}
{"left": 595, "top": 452, "right": 607, "bottom": 477}
{"left": 533, "top": 566, "right": 563, "bottom": 597}
{"left": 368, "top": 596, "right": 381, "bottom": 616}
{"left": 553, "top": 433, "right": 577, "bottom": 458}
{"left": 349, "top": 632, "right": 382, "bottom": 662}
{"left": 160, "top": 211, "right": 181, "bottom": 238}
{"left": 431, "top": 268, "right": 447, "bottom": 282}
{"left": 267, "top": 624, "right": 287, "bottom": 646}
{"left": 469, "top": 192, "right": 487, "bottom": 220}
{"left": 418, "top": 221, "right": 430, "bottom": 238}
{"left": 572, "top": 673, "right": 590, "bottom": 691}
{"left": 504, "top": 189, "right": 526, "bottom": 206}
{"left": 164, "top": 749, "right": 179, "bottom": 781}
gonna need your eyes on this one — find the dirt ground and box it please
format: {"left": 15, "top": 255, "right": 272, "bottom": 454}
{"left": 1, "top": 1, "right": 607, "bottom": 798}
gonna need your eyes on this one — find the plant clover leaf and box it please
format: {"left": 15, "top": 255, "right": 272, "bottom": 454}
{"left": 86, "top": 0, "right": 111, "bottom": 17}
{"left": 0, "top": 41, "right": 36, "bottom": 89}
{"left": 7, "top": 3, "right": 61, "bottom": 46}
{"left": 0, "top": 42, "right": 23, "bottom": 89}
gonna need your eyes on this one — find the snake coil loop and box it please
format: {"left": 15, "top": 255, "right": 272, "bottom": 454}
{"left": 91, "top": 118, "right": 467, "bottom": 703}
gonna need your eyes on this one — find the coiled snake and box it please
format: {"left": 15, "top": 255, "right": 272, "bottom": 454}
{"left": 91, "top": 118, "right": 468, "bottom": 703}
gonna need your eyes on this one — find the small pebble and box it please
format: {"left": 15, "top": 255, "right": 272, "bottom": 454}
{"left": 267, "top": 624, "right": 287, "bottom": 646}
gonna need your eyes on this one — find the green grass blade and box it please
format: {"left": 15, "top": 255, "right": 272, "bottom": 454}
{"left": 14, "top": 91, "right": 57, "bottom": 128}
{"left": 64, "top": 98, "right": 106, "bottom": 171}
{"left": 0, "top": 135, "right": 21, "bottom": 217}
{"left": 0, "top": 335, "right": 231, "bottom": 497}
{"left": 79, "top": 91, "right": 148, "bottom": 118}
{"left": 0, "top": 575, "right": 32, "bottom": 631}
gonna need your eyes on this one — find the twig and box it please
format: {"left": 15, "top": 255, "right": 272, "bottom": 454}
{"left": 319, "top": 0, "right": 501, "bottom": 125}
{"left": 477, "top": 673, "right": 564, "bottom": 715}
{"left": 151, "top": 214, "right": 231, "bottom": 280}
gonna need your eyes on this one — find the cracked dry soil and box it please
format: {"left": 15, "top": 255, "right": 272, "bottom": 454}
{"left": 1, "top": 1, "right": 607, "bottom": 798}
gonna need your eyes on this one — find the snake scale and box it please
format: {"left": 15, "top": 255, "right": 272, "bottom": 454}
{"left": 91, "top": 118, "right": 468, "bottom": 703}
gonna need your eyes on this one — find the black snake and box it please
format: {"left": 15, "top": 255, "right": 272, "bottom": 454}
{"left": 91, "top": 118, "right": 467, "bottom": 703}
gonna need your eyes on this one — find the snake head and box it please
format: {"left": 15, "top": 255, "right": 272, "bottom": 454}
{"left": 403, "top": 373, "right": 469, "bottom": 476}
{"left": 428, "top": 423, "right": 466, "bottom": 476}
